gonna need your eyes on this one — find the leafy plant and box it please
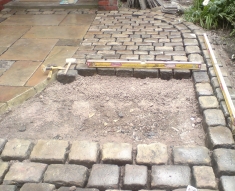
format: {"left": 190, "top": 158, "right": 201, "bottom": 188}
{"left": 184, "top": 0, "right": 235, "bottom": 36}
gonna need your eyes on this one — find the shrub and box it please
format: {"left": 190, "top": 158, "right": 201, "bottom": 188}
{"left": 184, "top": 0, "right": 235, "bottom": 36}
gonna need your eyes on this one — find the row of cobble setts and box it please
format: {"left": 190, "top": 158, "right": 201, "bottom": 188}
{"left": 0, "top": 139, "right": 234, "bottom": 190}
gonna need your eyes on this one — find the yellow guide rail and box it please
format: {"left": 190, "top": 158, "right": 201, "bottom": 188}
{"left": 86, "top": 60, "right": 201, "bottom": 70}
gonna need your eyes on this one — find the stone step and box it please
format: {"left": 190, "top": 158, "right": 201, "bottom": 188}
{"left": 4, "top": 0, "right": 98, "bottom": 10}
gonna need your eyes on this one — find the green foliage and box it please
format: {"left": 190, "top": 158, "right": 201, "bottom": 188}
{"left": 184, "top": 0, "right": 235, "bottom": 36}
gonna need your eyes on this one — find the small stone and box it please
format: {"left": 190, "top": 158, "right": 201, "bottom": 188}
{"left": 3, "top": 162, "right": 47, "bottom": 185}
{"left": 193, "top": 166, "right": 217, "bottom": 189}
{"left": 20, "top": 183, "right": 55, "bottom": 191}
{"left": 136, "top": 142, "right": 168, "bottom": 166}
{"left": 87, "top": 164, "right": 119, "bottom": 190}
{"left": 151, "top": 165, "right": 191, "bottom": 189}
{"left": 18, "top": 126, "right": 26, "bottom": 132}
{"left": 44, "top": 164, "right": 88, "bottom": 187}
{"left": 213, "top": 148, "right": 235, "bottom": 176}
{"left": 220, "top": 176, "right": 235, "bottom": 191}
{"left": 57, "top": 70, "right": 78, "bottom": 84}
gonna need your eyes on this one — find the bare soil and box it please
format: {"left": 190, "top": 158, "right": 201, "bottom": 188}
{"left": 0, "top": 76, "right": 204, "bottom": 146}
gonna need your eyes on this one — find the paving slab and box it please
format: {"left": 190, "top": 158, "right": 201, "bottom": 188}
{"left": 213, "top": 148, "right": 235, "bottom": 176}
{"left": 192, "top": 166, "right": 217, "bottom": 189}
{"left": 1, "top": 139, "right": 34, "bottom": 161}
{"left": 185, "top": 46, "right": 200, "bottom": 54}
{"left": 192, "top": 72, "right": 210, "bottom": 83}
{"left": 0, "top": 26, "right": 30, "bottom": 47}
{"left": 30, "top": 140, "right": 69, "bottom": 163}
{"left": 198, "top": 96, "right": 219, "bottom": 112}
{"left": 123, "top": 164, "right": 148, "bottom": 190}
{"left": 0, "top": 185, "right": 17, "bottom": 191}
{"left": 136, "top": 143, "right": 168, "bottom": 166}
{"left": 173, "top": 146, "right": 211, "bottom": 166}
{"left": 60, "top": 14, "right": 96, "bottom": 25}
{"left": 195, "top": 83, "right": 214, "bottom": 97}
{"left": 0, "top": 14, "right": 66, "bottom": 25}
{"left": 101, "top": 142, "right": 132, "bottom": 165}
{"left": 206, "top": 126, "right": 235, "bottom": 149}
{"left": 20, "top": 183, "right": 55, "bottom": 191}
{"left": 68, "top": 141, "right": 100, "bottom": 168}
{"left": 3, "top": 162, "right": 47, "bottom": 185}
{"left": 87, "top": 164, "right": 119, "bottom": 191}
{"left": 43, "top": 164, "right": 88, "bottom": 187}
{"left": 0, "top": 38, "right": 58, "bottom": 61}
{"left": 23, "top": 26, "right": 89, "bottom": 39}
{"left": 219, "top": 176, "right": 235, "bottom": 191}
{"left": 151, "top": 165, "right": 191, "bottom": 189}
{"left": 0, "top": 61, "right": 41, "bottom": 86}
{"left": 188, "top": 54, "right": 204, "bottom": 63}
{"left": 203, "top": 109, "right": 226, "bottom": 129}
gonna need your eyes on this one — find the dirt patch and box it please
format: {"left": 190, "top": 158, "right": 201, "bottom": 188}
{"left": 0, "top": 76, "right": 204, "bottom": 146}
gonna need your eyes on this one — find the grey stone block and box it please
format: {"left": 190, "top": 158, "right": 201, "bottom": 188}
{"left": 198, "top": 96, "right": 219, "bottom": 112}
{"left": 173, "top": 70, "right": 191, "bottom": 79}
{"left": 193, "top": 166, "right": 217, "bottom": 189}
{"left": 57, "top": 70, "right": 78, "bottom": 84}
{"left": 0, "top": 162, "right": 9, "bottom": 183}
{"left": 44, "top": 164, "right": 88, "bottom": 187}
{"left": 101, "top": 142, "right": 132, "bottom": 165}
{"left": 173, "top": 146, "right": 211, "bottom": 166}
{"left": 182, "top": 33, "right": 197, "bottom": 39}
{"left": 1, "top": 139, "right": 34, "bottom": 161}
{"left": 76, "top": 63, "right": 97, "bottom": 76}
{"left": 211, "top": 77, "right": 232, "bottom": 89}
{"left": 160, "top": 69, "right": 173, "bottom": 80}
{"left": 30, "top": 140, "right": 69, "bottom": 164}
{"left": 123, "top": 164, "right": 148, "bottom": 190}
{"left": 206, "top": 126, "right": 235, "bottom": 149}
{"left": 213, "top": 149, "right": 235, "bottom": 176}
{"left": 215, "top": 88, "right": 235, "bottom": 102}
{"left": 0, "top": 139, "right": 7, "bottom": 154}
{"left": 116, "top": 68, "right": 133, "bottom": 77}
{"left": 133, "top": 69, "right": 158, "bottom": 79}
{"left": 151, "top": 165, "right": 191, "bottom": 189}
{"left": 97, "top": 68, "right": 115, "bottom": 76}
{"left": 188, "top": 54, "right": 204, "bottom": 63}
{"left": 184, "top": 39, "right": 199, "bottom": 46}
{"left": 69, "top": 141, "right": 100, "bottom": 168}
{"left": 3, "top": 162, "right": 47, "bottom": 185}
{"left": 87, "top": 164, "right": 119, "bottom": 191}
{"left": 220, "top": 101, "right": 231, "bottom": 117}
{"left": 195, "top": 83, "right": 214, "bottom": 97}
{"left": 208, "top": 67, "right": 228, "bottom": 78}
{"left": 220, "top": 176, "right": 235, "bottom": 191}
{"left": 0, "top": 185, "right": 17, "bottom": 191}
{"left": 203, "top": 109, "right": 226, "bottom": 129}
{"left": 20, "top": 183, "right": 55, "bottom": 191}
{"left": 58, "top": 188, "right": 99, "bottom": 191}
{"left": 185, "top": 46, "right": 200, "bottom": 54}
{"left": 136, "top": 143, "right": 168, "bottom": 166}
{"left": 193, "top": 72, "right": 210, "bottom": 84}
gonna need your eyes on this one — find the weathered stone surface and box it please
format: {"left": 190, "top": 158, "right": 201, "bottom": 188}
{"left": 198, "top": 96, "right": 219, "bottom": 112}
{"left": 173, "top": 70, "right": 191, "bottom": 79}
{"left": 193, "top": 166, "right": 217, "bottom": 189}
{"left": 0, "top": 185, "right": 17, "bottom": 191}
{"left": 220, "top": 101, "right": 230, "bottom": 117}
{"left": 69, "top": 141, "right": 100, "bottom": 168}
{"left": 206, "top": 126, "right": 235, "bottom": 149}
{"left": 211, "top": 77, "right": 232, "bottom": 89}
{"left": 1, "top": 139, "right": 34, "bottom": 161}
{"left": 0, "top": 139, "right": 7, "bottom": 154}
{"left": 87, "top": 164, "right": 119, "bottom": 191}
{"left": 208, "top": 67, "right": 228, "bottom": 78}
{"left": 101, "top": 142, "right": 132, "bottom": 165}
{"left": 160, "top": 69, "right": 173, "bottom": 80}
{"left": 151, "top": 165, "right": 191, "bottom": 189}
{"left": 193, "top": 72, "right": 210, "bottom": 84}
{"left": 195, "top": 83, "right": 214, "bottom": 97}
{"left": 133, "top": 68, "right": 158, "bottom": 79}
{"left": 20, "top": 183, "right": 55, "bottom": 191}
{"left": 220, "top": 176, "right": 235, "bottom": 191}
{"left": 136, "top": 143, "right": 168, "bottom": 166}
{"left": 215, "top": 87, "right": 235, "bottom": 102}
{"left": 185, "top": 46, "right": 200, "bottom": 54}
{"left": 30, "top": 140, "right": 69, "bottom": 164}
{"left": 173, "top": 189, "right": 217, "bottom": 191}
{"left": 0, "top": 162, "right": 9, "bottom": 183}
{"left": 182, "top": 33, "right": 196, "bottom": 39}
{"left": 44, "top": 164, "right": 88, "bottom": 187}
{"left": 116, "top": 68, "right": 133, "bottom": 77}
{"left": 123, "top": 164, "right": 148, "bottom": 190}
{"left": 57, "top": 69, "right": 78, "bottom": 84}
{"left": 97, "top": 68, "right": 115, "bottom": 76}
{"left": 188, "top": 54, "right": 204, "bottom": 63}
{"left": 76, "top": 63, "right": 97, "bottom": 76}
{"left": 58, "top": 188, "right": 99, "bottom": 191}
{"left": 203, "top": 109, "right": 226, "bottom": 129}
{"left": 173, "top": 146, "right": 211, "bottom": 166}
{"left": 3, "top": 162, "right": 47, "bottom": 185}
{"left": 213, "top": 149, "right": 235, "bottom": 176}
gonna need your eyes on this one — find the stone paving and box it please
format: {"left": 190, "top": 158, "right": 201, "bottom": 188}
{"left": 0, "top": 6, "right": 235, "bottom": 191}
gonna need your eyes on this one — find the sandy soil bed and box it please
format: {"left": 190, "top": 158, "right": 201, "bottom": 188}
{"left": 0, "top": 76, "right": 204, "bottom": 146}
